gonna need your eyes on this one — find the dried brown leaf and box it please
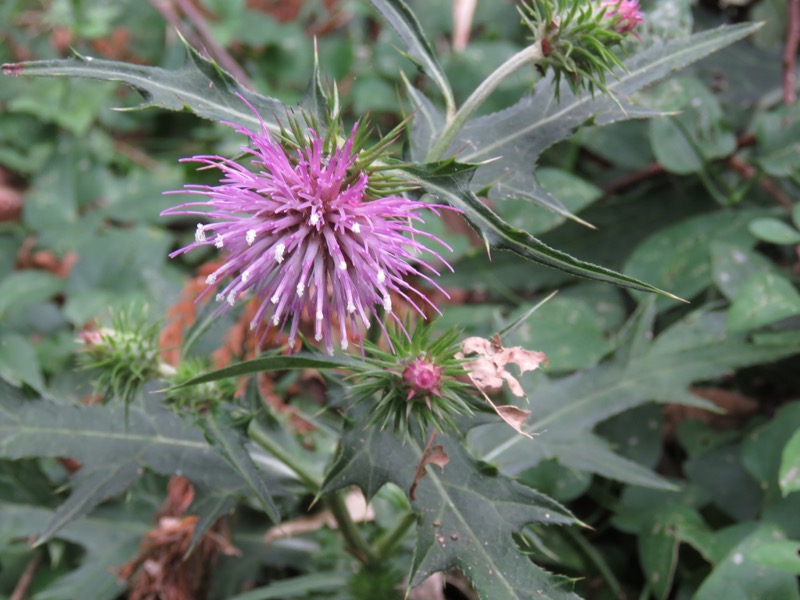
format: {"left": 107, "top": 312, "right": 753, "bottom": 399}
{"left": 410, "top": 431, "right": 450, "bottom": 501}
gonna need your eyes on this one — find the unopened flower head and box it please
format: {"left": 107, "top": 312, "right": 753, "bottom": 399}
{"left": 162, "top": 104, "right": 454, "bottom": 354}
{"left": 600, "top": 0, "right": 644, "bottom": 35}
{"left": 353, "top": 321, "right": 474, "bottom": 435}
{"left": 521, "top": 0, "right": 644, "bottom": 96}
{"left": 402, "top": 357, "right": 444, "bottom": 402}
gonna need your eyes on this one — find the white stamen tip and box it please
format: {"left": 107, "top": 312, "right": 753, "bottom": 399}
{"left": 271, "top": 294, "right": 279, "bottom": 305}
{"left": 383, "top": 294, "right": 392, "bottom": 312}
{"left": 195, "top": 224, "right": 206, "bottom": 243}
{"left": 274, "top": 243, "right": 286, "bottom": 264}
{"left": 351, "top": 223, "right": 361, "bottom": 233}
{"left": 227, "top": 292, "right": 236, "bottom": 306}
{"left": 339, "top": 260, "right": 347, "bottom": 270}
{"left": 315, "top": 332, "right": 323, "bottom": 341}
{"left": 205, "top": 273, "right": 217, "bottom": 285}
{"left": 272, "top": 315, "right": 280, "bottom": 326}
{"left": 215, "top": 234, "right": 224, "bottom": 249}
{"left": 341, "top": 339, "right": 348, "bottom": 350}
{"left": 215, "top": 293, "right": 224, "bottom": 302}
{"left": 364, "top": 320, "right": 371, "bottom": 330}
{"left": 347, "top": 301, "right": 356, "bottom": 314}
{"left": 316, "top": 311, "right": 324, "bottom": 321}
{"left": 246, "top": 229, "right": 256, "bottom": 245}
{"left": 296, "top": 283, "right": 305, "bottom": 297}
{"left": 241, "top": 269, "right": 250, "bottom": 283}
{"left": 249, "top": 320, "right": 257, "bottom": 331}
{"left": 377, "top": 269, "right": 386, "bottom": 283}
{"left": 310, "top": 213, "right": 320, "bottom": 226}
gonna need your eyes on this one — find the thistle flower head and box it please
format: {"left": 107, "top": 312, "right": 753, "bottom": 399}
{"left": 162, "top": 105, "right": 454, "bottom": 354}
{"left": 352, "top": 321, "right": 475, "bottom": 435}
{"left": 521, "top": 0, "right": 644, "bottom": 96}
{"left": 77, "top": 307, "right": 162, "bottom": 404}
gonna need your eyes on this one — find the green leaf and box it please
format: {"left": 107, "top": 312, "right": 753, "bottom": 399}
{"left": 624, "top": 210, "right": 761, "bottom": 307}
{"left": 227, "top": 572, "right": 349, "bottom": 600}
{"left": 727, "top": 272, "right": 800, "bottom": 332}
{"left": 0, "top": 497, "right": 147, "bottom": 600}
{"left": 3, "top": 42, "right": 289, "bottom": 134}
{"left": 749, "top": 217, "right": 800, "bottom": 245}
{"left": 322, "top": 406, "right": 580, "bottom": 599}
{"left": 445, "top": 24, "right": 760, "bottom": 221}
{"left": 0, "top": 270, "right": 65, "bottom": 320}
{"left": 199, "top": 407, "right": 280, "bottom": 522}
{"left": 649, "top": 77, "right": 736, "bottom": 175}
{"left": 779, "top": 429, "right": 800, "bottom": 496}
{"left": 747, "top": 540, "right": 800, "bottom": 574}
{"left": 370, "top": 0, "right": 455, "bottom": 116}
{"left": 742, "top": 403, "right": 800, "bottom": 502}
{"left": 399, "top": 161, "right": 682, "bottom": 299}
{"left": 470, "top": 303, "right": 800, "bottom": 487}
{"left": 0, "top": 382, "right": 284, "bottom": 543}
{"left": 710, "top": 241, "right": 779, "bottom": 300}
{"left": 506, "top": 297, "right": 613, "bottom": 372}
{"left": 695, "top": 525, "right": 800, "bottom": 600}
{"left": 176, "top": 352, "right": 362, "bottom": 388}
{"left": 685, "top": 443, "right": 763, "bottom": 521}
{"left": 0, "top": 333, "right": 46, "bottom": 393}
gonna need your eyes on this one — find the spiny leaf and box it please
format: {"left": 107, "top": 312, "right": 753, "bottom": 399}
{"left": 2, "top": 42, "right": 289, "bottom": 134}
{"left": 321, "top": 404, "right": 580, "bottom": 599}
{"left": 0, "top": 382, "right": 285, "bottom": 542}
{"left": 470, "top": 302, "right": 800, "bottom": 486}
{"left": 422, "top": 23, "right": 762, "bottom": 224}
{"left": 174, "top": 352, "right": 362, "bottom": 389}
{"left": 397, "top": 160, "right": 683, "bottom": 299}
{"left": 198, "top": 407, "right": 280, "bottom": 521}
{"left": 0, "top": 497, "right": 149, "bottom": 600}
{"left": 370, "top": 0, "right": 455, "bottom": 117}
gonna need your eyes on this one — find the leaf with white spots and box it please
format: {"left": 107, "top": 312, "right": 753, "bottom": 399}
{"left": 727, "top": 272, "right": 800, "bottom": 332}
{"left": 710, "top": 242, "right": 779, "bottom": 301}
{"left": 694, "top": 525, "right": 800, "bottom": 600}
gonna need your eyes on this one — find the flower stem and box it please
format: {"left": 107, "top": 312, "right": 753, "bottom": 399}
{"left": 326, "top": 491, "right": 379, "bottom": 566}
{"left": 373, "top": 510, "right": 418, "bottom": 560}
{"left": 426, "top": 41, "right": 544, "bottom": 162}
{"left": 248, "top": 420, "right": 378, "bottom": 566}
{"left": 248, "top": 420, "right": 320, "bottom": 492}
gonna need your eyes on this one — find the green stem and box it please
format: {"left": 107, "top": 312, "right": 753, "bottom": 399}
{"left": 248, "top": 420, "right": 320, "bottom": 492}
{"left": 426, "top": 41, "right": 544, "bottom": 162}
{"left": 564, "top": 528, "right": 622, "bottom": 599}
{"left": 373, "top": 511, "right": 418, "bottom": 560}
{"left": 248, "top": 421, "right": 377, "bottom": 567}
{"left": 326, "top": 490, "right": 379, "bottom": 566}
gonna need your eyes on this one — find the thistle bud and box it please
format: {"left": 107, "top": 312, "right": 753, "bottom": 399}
{"left": 402, "top": 357, "right": 444, "bottom": 404}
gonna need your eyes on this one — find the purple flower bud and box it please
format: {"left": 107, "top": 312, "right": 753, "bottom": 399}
{"left": 402, "top": 357, "right": 444, "bottom": 402}
{"left": 601, "top": 0, "right": 644, "bottom": 35}
{"left": 162, "top": 108, "right": 454, "bottom": 354}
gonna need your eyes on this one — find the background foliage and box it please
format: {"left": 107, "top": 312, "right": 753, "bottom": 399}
{"left": 0, "top": 0, "right": 799, "bottom": 599}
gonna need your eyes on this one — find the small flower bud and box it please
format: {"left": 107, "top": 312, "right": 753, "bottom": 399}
{"left": 402, "top": 358, "right": 444, "bottom": 403}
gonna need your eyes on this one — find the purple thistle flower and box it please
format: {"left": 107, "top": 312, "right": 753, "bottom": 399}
{"left": 162, "top": 112, "right": 454, "bottom": 354}
{"left": 600, "top": 0, "right": 644, "bottom": 35}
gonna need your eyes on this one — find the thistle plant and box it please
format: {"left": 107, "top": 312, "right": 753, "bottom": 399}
{"left": 0, "top": 1, "right": 768, "bottom": 599}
